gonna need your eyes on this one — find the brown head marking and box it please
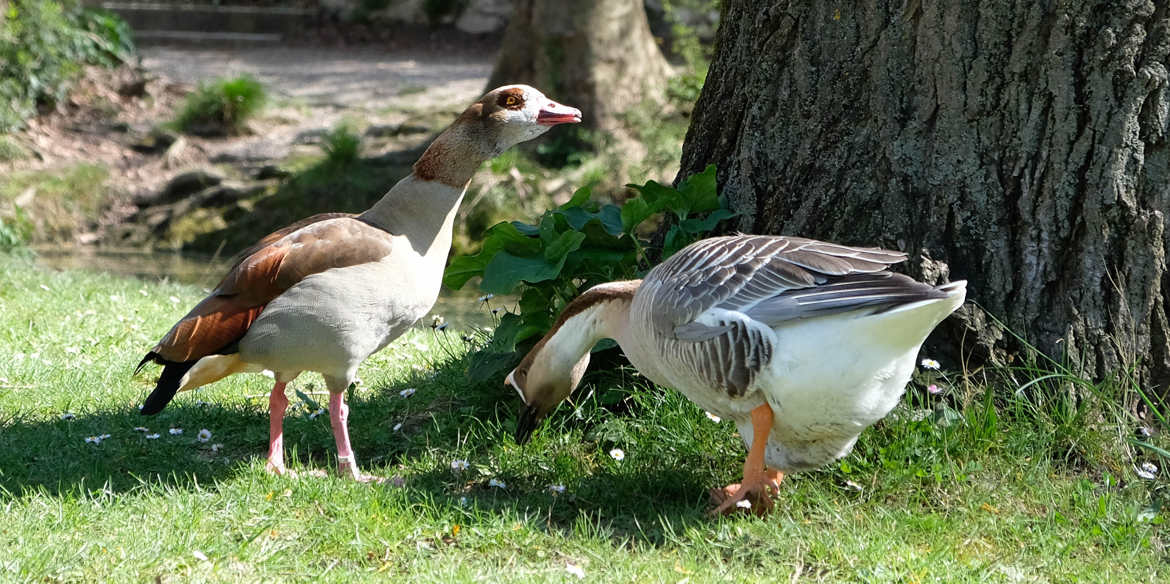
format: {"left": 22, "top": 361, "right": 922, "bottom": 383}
{"left": 496, "top": 87, "right": 526, "bottom": 110}
{"left": 512, "top": 280, "right": 641, "bottom": 380}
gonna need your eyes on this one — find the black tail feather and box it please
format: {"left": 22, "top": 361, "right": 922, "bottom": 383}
{"left": 140, "top": 359, "right": 197, "bottom": 415}
{"left": 134, "top": 352, "right": 157, "bottom": 375}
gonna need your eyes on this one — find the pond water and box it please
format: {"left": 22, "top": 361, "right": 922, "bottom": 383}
{"left": 33, "top": 246, "right": 510, "bottom": 330}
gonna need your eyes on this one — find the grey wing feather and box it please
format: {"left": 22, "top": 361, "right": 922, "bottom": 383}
{"left": 743, "top": 272, "right": 948, "bottom": 326}
{"left": 669, "top": 317, "right": 772, "bottom": 397}
{"left": 641, "top": 235, "right": 910, "bottom": 399}
{"left": 646, "top": 235, "right": 908, "bottom": 334}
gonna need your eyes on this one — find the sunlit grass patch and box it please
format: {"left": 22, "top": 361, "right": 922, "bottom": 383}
{"left": 172, "top": 75, "right": 267, "bottom": 136}
{"left": 0, "top": 256, "right": 1166, "bottom": 582}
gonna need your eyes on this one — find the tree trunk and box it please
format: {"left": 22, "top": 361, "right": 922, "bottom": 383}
{"left": 677, "top": 1, "right": 1170, "bottom": 393}
{"left": 487, "top": 0, "right": 672, "bottom": 140}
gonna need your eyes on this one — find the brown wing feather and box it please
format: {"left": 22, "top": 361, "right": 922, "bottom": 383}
{"left": 149, "top": 215, "right": 395, "bottom": 363}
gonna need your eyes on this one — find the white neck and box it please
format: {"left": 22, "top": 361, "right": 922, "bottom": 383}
{"left": 532, "top": 282, "right": 638, "bottom": 377}
{"left": 359, "top": 175, "right": 465, "bottom": 259}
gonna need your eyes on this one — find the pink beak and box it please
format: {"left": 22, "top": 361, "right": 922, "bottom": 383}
{"left": 536, "top": 101, "right": 582, "bottom": 125}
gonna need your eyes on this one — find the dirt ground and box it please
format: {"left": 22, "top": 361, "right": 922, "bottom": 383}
{"left": 139, "top": 45, "right": 492, "bottom": 111}
{"left": 3, "top": 40, "right": 497, "bottom": 213}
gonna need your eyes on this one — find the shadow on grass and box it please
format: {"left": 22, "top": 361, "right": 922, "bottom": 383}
{"left": 0, "top": 347, "right": 719, "bottom": 543}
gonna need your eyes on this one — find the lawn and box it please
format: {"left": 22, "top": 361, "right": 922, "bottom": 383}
{"left": 0, "top": 255, "right": 1165, "bottom": 582}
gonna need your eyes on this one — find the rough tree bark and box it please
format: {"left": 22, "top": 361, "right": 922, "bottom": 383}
{"left": 487, "top": 0, "right": 672, "bottom": 141}
{"left": 677, "top": 1, "right": 1170, "bottom": 392}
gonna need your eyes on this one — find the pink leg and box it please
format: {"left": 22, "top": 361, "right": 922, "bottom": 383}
{"left": 329, "top": 391, "right": 370, "bottom": 481}
{"left": 265, "top": 381, "right": 289, "bottom": 475}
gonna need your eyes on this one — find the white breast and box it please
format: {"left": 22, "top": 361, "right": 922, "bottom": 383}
{"left": 238, "top": 240, "right": 442, "bottom": 381}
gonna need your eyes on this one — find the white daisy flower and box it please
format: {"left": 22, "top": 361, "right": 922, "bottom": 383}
{"left": 192, "top": 550, "right": 208, "bottom": 562}
{"left": 85, "top": 436, "right": 102, "bottom": 444}
{"left": 308, "top": 408, "right": 325, "bottom": 420}
{"left": 100, "top": 434, "right": 110, "bottom": 439}
{"left": 138, "top": 289, "right": 148, "bottom": 296}
{"left": 1136, "top": 462, "right": 1159, "bottom": 480}
{"left": 565, "top": 562, "right": 585, "bottom": 579}
{"left": 430, "top": 315, "right": 445, "bottom": 328}
{"left": 169, "top": 428, "right": 183, "bottom": 435}
{"left": 39, "top": 284, "right": 50, "bottom": 292}
{"left": 60, "top": 413, "right": 76, "bottom": 421}
{"left": 197, "top": 429, "right": 212, "bottom": 443}
{"left": 169, "top": 296, "right": 181, "bottom": 304}
{"left": 451, "top": 459, "right": 469, "bottom": 471}
{"left": 392, "top": 422, "right": 403, "bottom": 432}
{"left": 145, "top": 433, "right": 161, "bottom": 439}
{"left": 210, "top": 443, "right": 223, "bottom": 453}
{"left": 488, "top": 478, "right": 506, "bottom": 489}
{"left": 920, "top": 358, "right": 941, "bottom": 370}
{"left": 548, "top": 484, "right": 566, "bottom": 494}
{"left": 704, "top": 411, "right": 721, "bottom": 423}
{"left": 609, "top": 448, "right": 625, "bottom": 461}
{"left": 133, "top": 427, "right": 149, "bottom": 432}
{"left": 399, "top": 388, "right": 416, "bottom": 398}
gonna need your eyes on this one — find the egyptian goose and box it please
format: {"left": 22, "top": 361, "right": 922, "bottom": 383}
{"left": 136, "top": 85, "right": 581, "bottom": 481}
{"left": 506, "top": 235, "right": 966, "bottom": 512}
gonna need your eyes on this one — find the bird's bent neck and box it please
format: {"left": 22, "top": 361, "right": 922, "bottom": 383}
{"left": 534, "top": 281, "right": 641, "bottom": 372}
{"left": 359, "top": 123, "right": 496, "bottom": 257}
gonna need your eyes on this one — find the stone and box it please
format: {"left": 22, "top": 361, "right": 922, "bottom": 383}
{"left": 210, "top": 140, "right": 290, "bottom": 164}
{"left": 294, "top": 127, "right": 330, "bottom": 145}
{"left": 136, "top": 168, "right": 224, "bottom": 207}
{"left": 130, "top": 128, "right": 179, "bottom": 154}
{"left": 192, "top": 181, "right": 269, "bottom": 208}
{"left": 254, "top": 165, "right": 291, "bottom": 180}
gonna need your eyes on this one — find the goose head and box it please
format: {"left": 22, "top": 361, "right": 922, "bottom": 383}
{"left": 466, "top": 85, "right": 582, "bottom": 154}
{"left": 506, "top": 343, "right": 591, "bottom": 445}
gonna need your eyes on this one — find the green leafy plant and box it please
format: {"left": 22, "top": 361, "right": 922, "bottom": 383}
{"left": 0, "top": 1, "right": 135, "bottom": 132}
{"left": 172, "top": 75, "right": 266, "bottom": 136}
{"left": 444, "top": 165, "right": 733, "bottom": 374}
{"left": 320, "top": 123, "right": 362, "bottom": 168}
{"left": 0, "top": 211, "right": 32, "bottom": 252}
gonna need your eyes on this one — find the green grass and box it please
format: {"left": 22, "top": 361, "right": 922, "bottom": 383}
{"left": 0, "top": 163, "right": 110, "bottom": 244}
{"left": 320, "top": 123, "right": 362, "bottom": 169}
{"left": 0, "top": 136, "right": 30, "bottom": 162}
{"left": 172, "top": 75, "right": 267, "bottom": 136}
{"left": 0, "top": 256, "right": 1166, "bottom": 582}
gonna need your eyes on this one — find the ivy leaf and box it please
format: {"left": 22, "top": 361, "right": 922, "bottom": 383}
{"left": 442, "top": 221, "right": 541, "bottom": 290}
{"left": 598, "top": 204, "right": 624, "bottom": 235}
{"left": 481, "top": 251, "right": 569, "bottom": 293}
{"left": 678, "top": 208, "right": 736, "bottom": 235}
{"left": 620, "top": 197, "right": 654, "bottom": 233}
{"left": 562, "top": 186, "right": 592, "bottom": 209}
{"left": 676, "top": 164, "right": 719, "bottom": 212}
{"left": 486, "top": 313, "right": 525, "bottom": 353}
{"left": 544, "top": 230, "right": 586, "bottom": 263}
{"left": 442, "top": 254, "right": 487, "bottom": 290}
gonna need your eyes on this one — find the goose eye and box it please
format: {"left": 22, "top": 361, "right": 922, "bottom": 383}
{"left": 498, "top": 93, "right": 524, "bottom": 109}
